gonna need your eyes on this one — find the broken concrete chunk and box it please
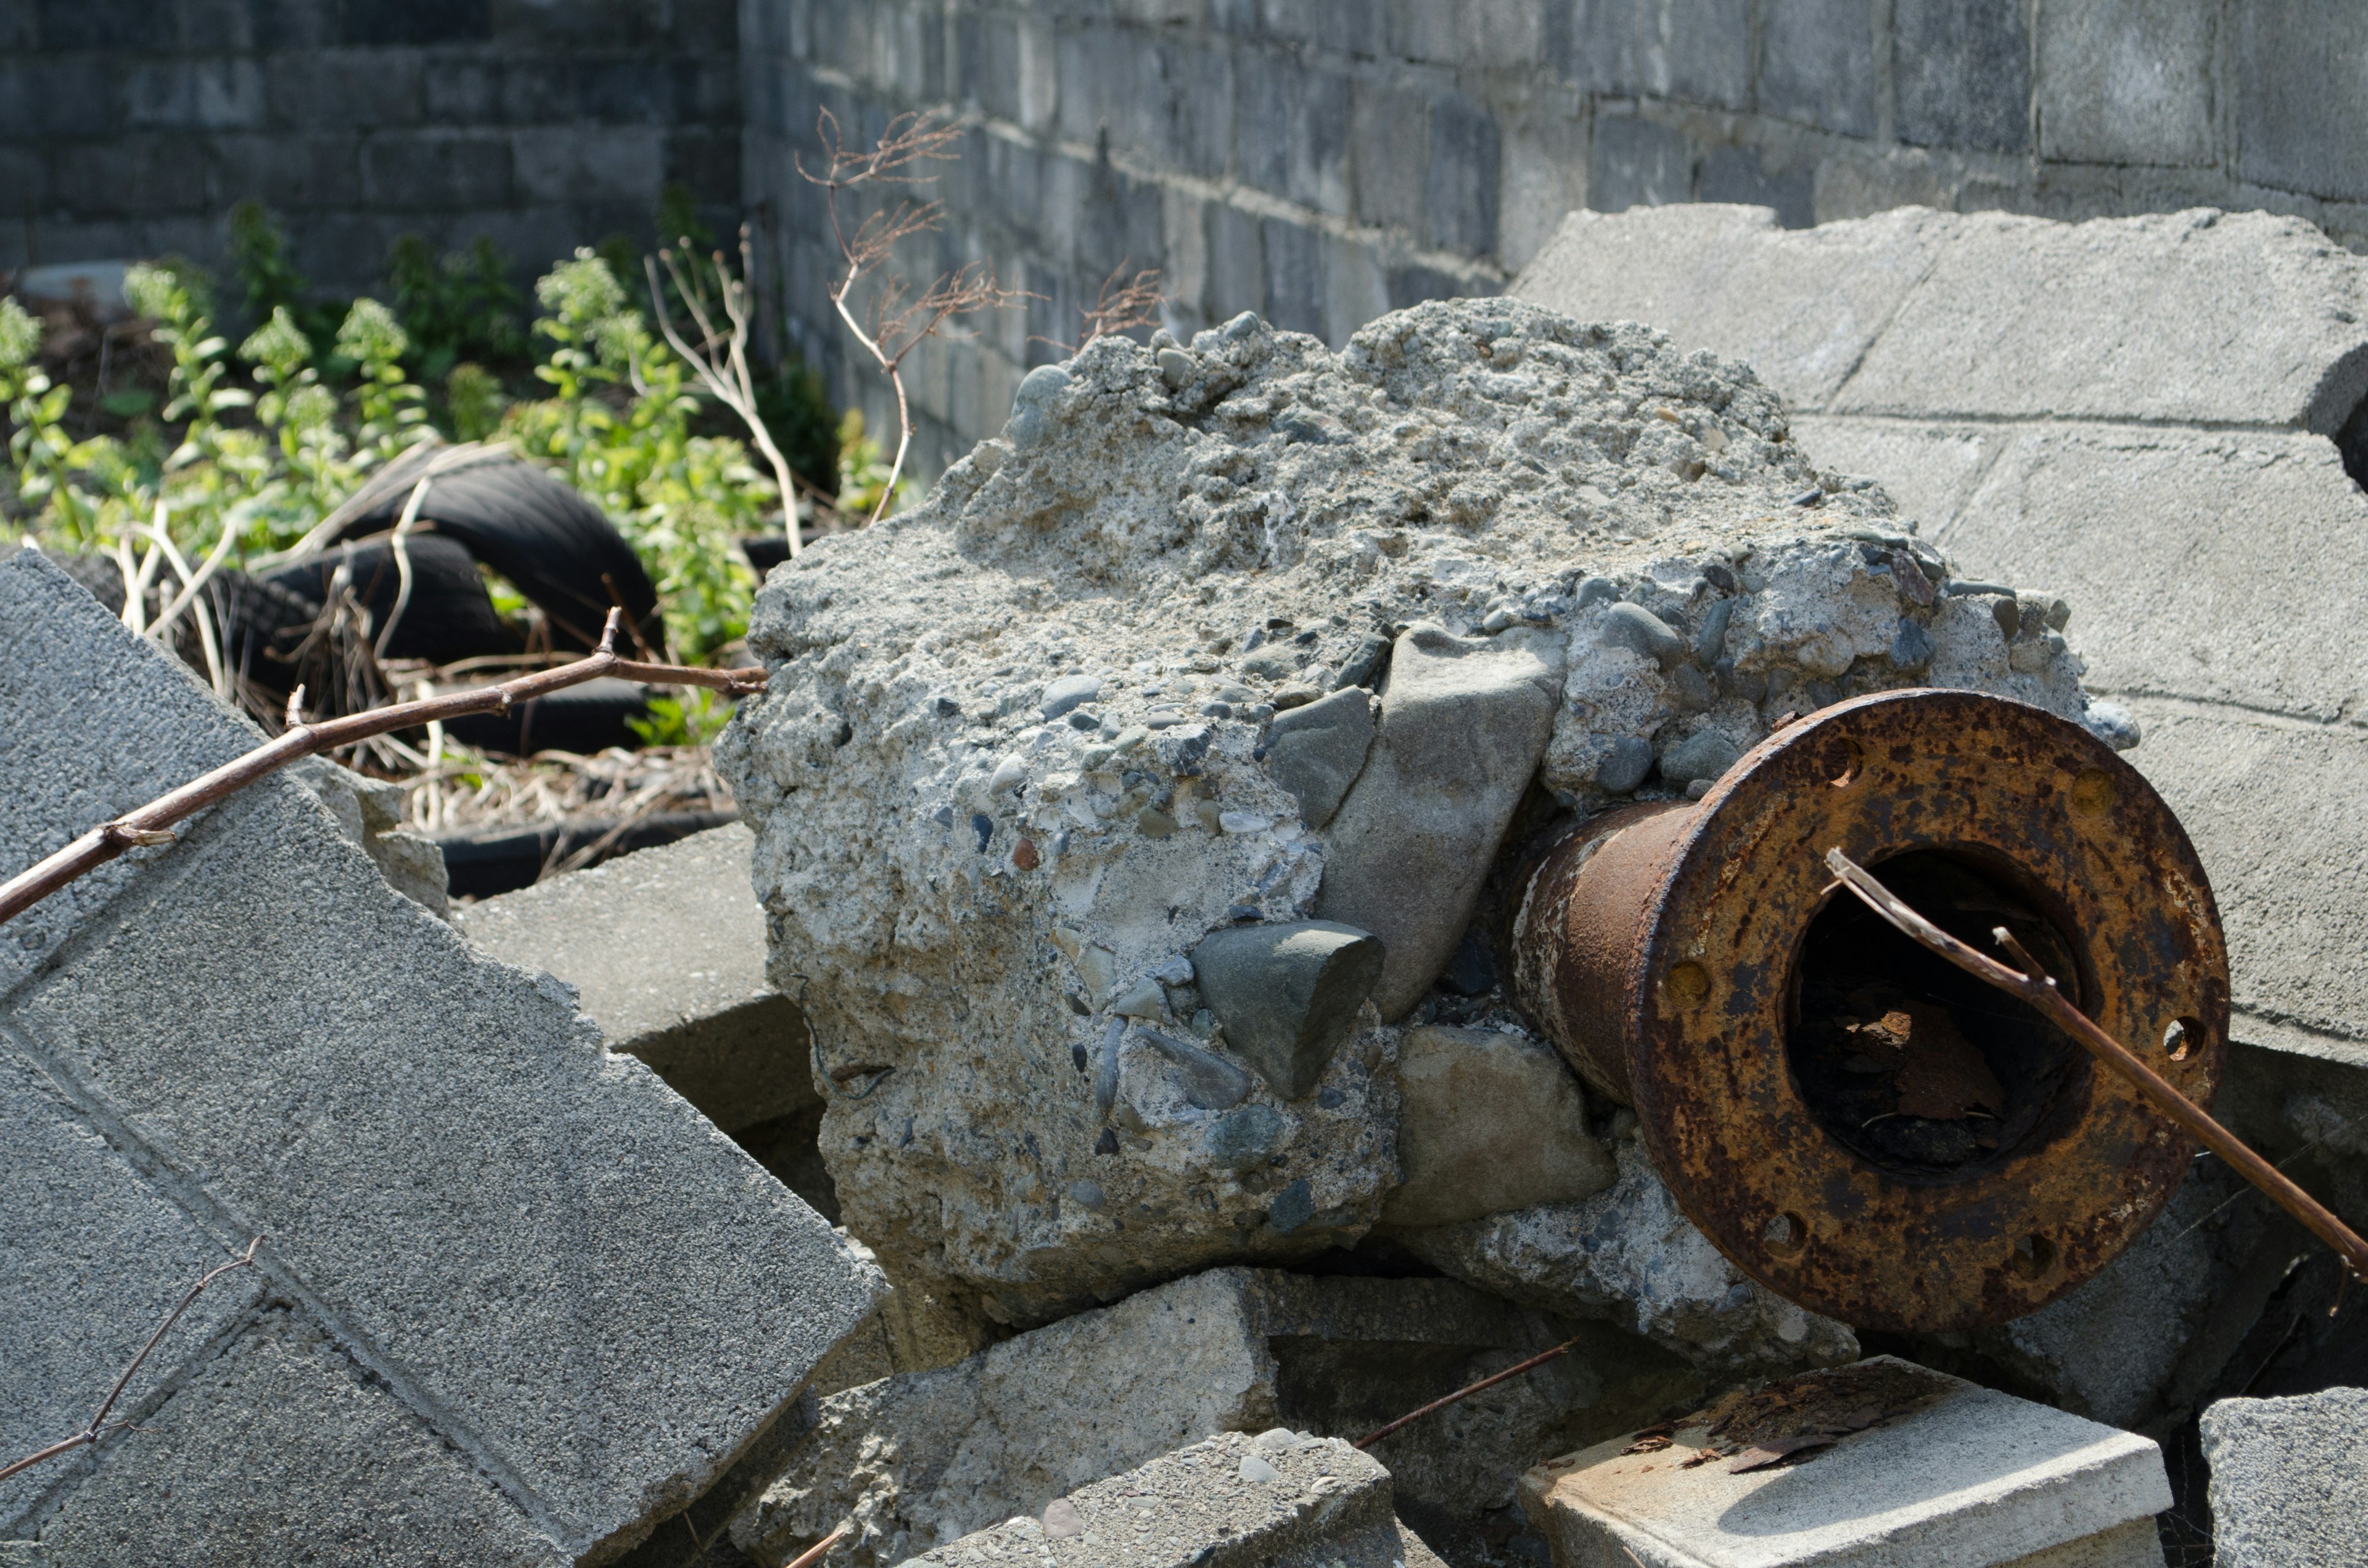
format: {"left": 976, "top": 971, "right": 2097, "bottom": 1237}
{"left": 2201, "top": 1386, "right": 2368, "bottom": 1568}
{"left": 915, "top": 1433, "right": 1441, "bottom": 1568}
{"left": 1381, "top": 1026, "right": 1616, "bottom": 1229}
{"left": 289, "top": 757, "right": 450, "bottom": 916}
{"left": 728, "top": 1266, "right": 1635, "bottom": 1568}
{"left": 0, "top": 550, "right": 884, "bottom": 1564}
{"left": 1191, "top": 919, "right": 1386, "bottom": 1100}
{"left": 1261, "top": 685, "right": 1376, "bottom": 828}
{"left": 1523, "top": 1358, "right": 2172, "bottom": 1568}
{"left": 1317, "top": 623, "right": 1564, "bottom": 1019}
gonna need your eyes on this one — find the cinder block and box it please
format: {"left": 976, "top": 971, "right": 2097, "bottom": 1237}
{"left": 1202, "top": 197, "right": 1267, "bottom": 324}
{"left": 27, "top": 0, "right": 147, "bottom": 49}
{"left": 1894, "top": 0, "right": 2031, "bottom": 153}
{"left": 2237, "top": 2, "right": 2368, "bottom": 203}
{"left": 509, "top": 125, "right": 661, "bottom": 205}
{"left": 1588, "top": 115, "right": 1691, "bottom": 215}
{"left": 0, "top": 551, "right": 885, "bottom": 1561}
{"left": 1496, "top": 105, "right": 1590, "bottom": 274}
{"left": 0, "top": 57, "right": 114, "bottom": 138}
{"left": 2201, "top": 1387, "right": 2368, "bottom": 1567}
{"left": 362, "top": 130, "right": 516, "bottom": 210}
{"left": 264, "top": 48, "right": 424, "bottom": 129}
{"left": 38, "top": 1311, "right": 558, "bottom": 1568}
{"left": 664, "top": 128, "right": 741, "bottom": 205}
{"left": 577, "top": 57, "right": 678, "bottom": 124}
{"left": 339, "top": 0, "right": 494, "bottom": 47}
{"left": 1156, "top": 37, "right": 1235, "bottom": 181}
{"left": 496, "top": 58, "right": 578, "bottom": 125}
{"left": 1425, "top": 88, "right": 1500, "bottom": 253}
{"left": 121, "top": 57, "right": 263, "bottom": 131}
{"left": 1562, "top": 0, "right": 1751, "bottom": 110}
{"left": 1521, "top": 1358, "right": 2171, "bottom": 1568}
{"left": 1320, "top": 231, "right": 1391, "bottom": 348}
{"left": 1697, "top": 143, "right": 1812, "bottom": 229}
{"left": 1262, "top": 213, "right": 1325, "bottom": 335}
{"left": 2037, "top": 0, "right": 2216, "bottom": 167}
{"left": 1349, "top": 77, "right": 1430, "bottom": 234}
{"left": 422, "top": 58, "right": 503, "bottom": 125}
{"left": 1758, "top": 0, "right": 1876, "bottom": 138}
{"left": 50, "top": 135, "right": 208, "bottom": 218}
{"left": 206, "top": 132, "right": 364, "bottom": 211}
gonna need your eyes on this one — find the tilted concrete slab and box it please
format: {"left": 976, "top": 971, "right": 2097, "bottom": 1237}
{"left": 1519, "top": 1358, "right": 2170, "bottom": 1568}
{"left": 0, "top": 549, "right": 884, "bottom": 1563}
{"left": 454, "top": 823, "right": 815, "bottom": 1136}
{"left": 2200, "top": 1386, "right": 2368, "bottom": 1568}
{"left": 1513, "top": 203, "right": 2368, "bottom": 1082}
{"left": 908, "top": 1430, "right": 1446, "bottom": 1568}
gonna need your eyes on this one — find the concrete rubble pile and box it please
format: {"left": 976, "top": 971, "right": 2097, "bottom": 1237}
{"left": 714, "top": 297, "right": 2105, "bottom": 1376}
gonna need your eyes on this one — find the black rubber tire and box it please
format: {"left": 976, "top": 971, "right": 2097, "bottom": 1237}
{"left": 331, "top": 455, "right": 662, "bottom": 654}
{"left": 260, "top": 533, "right": 520, "bottom": 667}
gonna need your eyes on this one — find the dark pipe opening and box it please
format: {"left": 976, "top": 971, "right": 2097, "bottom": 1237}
{"left": 1786, "top": 848, "right": 2093, "bottom": 1183}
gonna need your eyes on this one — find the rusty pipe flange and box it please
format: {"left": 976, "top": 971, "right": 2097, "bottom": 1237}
{"left": 1507, "top": 689, "right": 2229, "bottom": 1332}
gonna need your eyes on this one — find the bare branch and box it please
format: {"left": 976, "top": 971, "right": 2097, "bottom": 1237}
{"left": 0, "top": 1236, "right": 264, "bottom": 1485}
{"left": 0, "top": 610, "right": 768, "bottom": 929}
{"left": 1824, "top": 848, "right": 2368, "bottom": 1282}
{"left": 1034, "top": 261, "right": 1170, "bottom": 355}
{"left": 1353, "top": 1336, "right": 1582, "bottom": 1450}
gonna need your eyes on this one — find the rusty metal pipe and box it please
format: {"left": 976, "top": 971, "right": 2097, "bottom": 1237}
{"left": 1507, "top": 689, "right": 2230, "bottom": 1333}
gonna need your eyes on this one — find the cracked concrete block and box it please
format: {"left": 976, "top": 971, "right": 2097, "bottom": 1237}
{"left": 1523, "top": 1358, "right": 2171, "bottom": 1568}
{"left": 0, "top": 549, "right": 884, "bottom": 1563}
{"left": 729, "top": 1265, "right": 1688, "bottom": 1568}
{"left": 715, "top": 299, "right": 2094, "bottom": 1332}
{"left": 915, "top": 1432, "right": 1442, "bottom": 1568}
{"left": 2202, "top": 1385, "right": 2368, "bottom": 1567}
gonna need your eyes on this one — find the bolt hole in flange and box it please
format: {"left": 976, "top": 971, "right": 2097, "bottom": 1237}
{"left": 2008, "top": 1233, "right": 2058, "bottom": 1280}
{"left": 2164, "top": 1015, "right": 2202, "bottom": 1062}
{"left": 1786, "top": 848, "right": 2093, "bottom": 1181}
{"left": 1763, "top": 1212, "right": 1809, "bottom": 1258}
{"left": 1827, "top": 735, "right": 1865, "bottom": 788}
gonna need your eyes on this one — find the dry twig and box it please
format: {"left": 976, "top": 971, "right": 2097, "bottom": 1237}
{"left": 0, "top": 610, "right": 765, "bottom": 929}
{"left": 0, "top": 1236, "right": 263, "bottom": 1484}
{"left": 1825, "top": 848, "right": 2368, "bottom": 1282}
{"left": 1033, "top": 260, "right": 1169, "bottom": 355}
{"left": 800, "top": 108, "right": 1031, "bottom": 525}
{"left": 1352, "top": 1336, "right": 1583, "bottom": 1450}
{"left": 646, "top": 226, "right": 807, "bottom": 559}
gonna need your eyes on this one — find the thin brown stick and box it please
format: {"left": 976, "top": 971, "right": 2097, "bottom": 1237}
{"left": 1032, "top": 260, "right": 1169, "bottom": 355}
{"left": 1824, "top": 848, "right": 2368, "bottom": 1281}
{"left": 0, "top": 1236, "right": 263, "bottom": 1484}
{"left": 0, "top": 611, "right": 765, "bottom": 929}
{"left": 784, "top": 1523, "right": 851, "bottom": 1568}
{"left": 1352, "top": 1336, "right": 1582, "bottom": 1450}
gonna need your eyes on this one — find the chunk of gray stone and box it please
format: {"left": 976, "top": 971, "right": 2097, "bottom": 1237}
{"left": 0, "top": 550, "right": 884, "bottom": 1562}
{"left": 1137, "top": 1025, "right": 1254, "bottom": 1111}
{"left": 289, "top": 757, "right": 449, "bottom": 916}
{"left": 37, "top": 1310, "right": 563, "bottom": 1568}
{"left": 1317, "top": 623, "right": 1564, "bottom": 1019}
{"left": 1594, "top": 735, "right": 1655, "bottom": 792}
{"left": 1381, "top": 1027, "right": 1616, "bottom": 1230}
{"left": 455, "top": 823, "right": 815, "bottom": 1135}
{"left": 1261, "top": 686, "right": 1375, "bottom": 829}
{"left": 726, "top": 1266, "right": 1649, "bottom": 1568}
{"left": 1191, "top": 921, "right": 1386, "bottom": 1099}
{"left": 1598, "top": 602, "right": 1689, "bottom": 669}
{"left": 915, "top": 1433, "right": 1439, "bottom": 1568}
{"left": 2202, "top": 1386, "right": 2368, "bottom": 1567}
{"left": 1657, "top": 729, "right": 1743, "bottom": 787}
{"left": 1039, "top": 673, "right": 1102, "bottom": 720}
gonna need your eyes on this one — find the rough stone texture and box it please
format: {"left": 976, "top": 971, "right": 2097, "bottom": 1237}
{"left": 1191, "top": 920, "right": 1386, "bottom": 1101}
{"left": 289, "top": 757, "right": 450, "bottom": 916}
{"left": 729, "top": 1265, "right": 1699, "bottom": 1568}
{"left": 750, "top": 4, "right": 2368, "bottom": 490}
{"left": 716, "top": 298, "right": 2090, "bottom": 1334}
{"left": 1402, "top": 1130, "right": 1859, "bottom": 1373}
{"left": 454, "top": 823, "right": 813, "bottom": 1135}
{"left": 1380, "top": 1024, "right": 1615, "bottom": 1229}
{"left": 2201, "top": 1385, "right": 2368, "bottom": 1568}
{"left": 1262, "top": 686, "right": 1376, "bottom": 828}
{"left": 1317, "top": 622, "right": 1564, "bottom": 1017}
{"left": 1521, "top": 1358, "right": 2173, "bottom": 1568}
{"left": 0, "top": 549, "right": 884, "bottom": 1564}
{"left": 910, "top": 1431, "right": 1443, "bottom": 1568}
{"left": 1513, "top": 201, "right": 2368, "bottom": 1130}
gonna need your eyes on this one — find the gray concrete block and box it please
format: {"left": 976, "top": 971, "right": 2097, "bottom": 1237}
{"left": 1589, "top": 115, "right": 1692, "bottom": 216}
{"left": 1348, "top": 78, "right": 1430, "bottom": 235}
{"left": 1424, "top": 89, "right": 1500, "bottom": 255}
{"left": 509, "top": 126, "right": 662, "bottom": 205}
{"left": 38, "top": 1310, "right": 560, "bottom": 1568}
{"left": 263, "top": 47, "right": 423, "bottom": 128}
{"left": 1830, "top": 210, "right": 2368, "bottom": 431}
{"left": 360, "top": 131, "right": 516, "bottom": 210}
{"left": 453, "top": 824, "right": 813, "bottom": 1136}
{"left": 1523, "top": 1358, "right": 2171, "bottom": 1568}
{"left": 0, "top": 551, "right": 884, "bottom": 1560}
{"left": 2036, "top": 0, "right": 2216, "bottom": 167}
{"left": 2201, "top": 1386, "right": 2368, "bottom": 1567}
{"left": 202, "top": 131, "right": 365, "bottom": 213}
{"left": 1932, "top": 424, "right": 2368, "bottom": 720}
{"left": 1515, "top": 203, "right": 1951, "bottom": 411}
{"left": 1564, "top": 0, "right": 1750, "bottom": 110}
{"left": 0, "top": 1041, "right": 263, "bottom": 1532}
{"left": 914, "top": 1432, "right": 1441, "bottom": 1568}
{"left": 1758, "top": 0, "right": 1876, "bottom": 138}
{"left": 2238, "top": 3, "right": 2368, "bottom": 203}
{"left": 1894, "top": 0, "right": 2031, "bottom": 153}
{"left": 1697, "top": 144, "right": 1812, "bottom": 230}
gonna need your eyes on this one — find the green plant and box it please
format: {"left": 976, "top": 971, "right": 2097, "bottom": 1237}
{"left": 626, "top": 686, "right": 733, "bottom": 747}
{"left": 443, "top": 361, "right": 508, "bottom": 442}
{"left": 833, "top": 408, "right": 906, "bottom": 522}
{"left": 387, "top": 233, "right": 527, "bottom": 383}
{"left": 228, "top": 200, "right": 340, "bottom": 351}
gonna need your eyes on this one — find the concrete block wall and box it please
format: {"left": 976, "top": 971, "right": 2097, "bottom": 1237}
{"left": 0, "top": 0, "right": 744, "bottom": 295}
{"left": 743, "top": 0, "right": 2368, "bottom": 480}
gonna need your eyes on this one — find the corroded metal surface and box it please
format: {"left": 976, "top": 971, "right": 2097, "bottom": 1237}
{"left": 1509, "top": 689, "right": 2229, "bottom": 1331}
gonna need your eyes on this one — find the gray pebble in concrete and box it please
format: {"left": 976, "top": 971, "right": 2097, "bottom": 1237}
{"left": 1206, "top": 1104, "right": 1288, "bottom": 1172}
{"left": 1265, "top": 1178, "right": 1316, "bottom": 1233}
{"left": 1577, "top": 576, "right": 1618, "bottom": 608}
{"left": 1156, "top": 347, "right": 1196, "bottom": 388}
{"left": 1595, "top": 736, "right": 1655, "bottom": 792}
{"left": 1599, "top": 602, "right": 1690, "bottom": 669}
{"left": 1190, "top": 921, "right": 1386, "bottom": 1100}
{"left": 1891, "top": 618, "right": 1935, "bottom": 670}
{"left": 1332, "top": 633, "right": 1390, "bottom": 691}
{"left": 1139, "top": 1027, "right": 1254, "bottom": 1111}
{"left": 1695, "top": 598, "right": 1735, "bottom": 664}
{"left": 1659, "top": 729, "right": 1743, "bottom": 786}
{"left": 1006, "top": 365, "right": 1071, "bottom": 449}
{"left": 1040, "top": 674, "right": 1102, "bottom": 719}
{"left": 1262, "top": 687, "right": 1376, "bottom": 829}
{"left": 2080, "top": 699, "right": 2143, "bottom": 752}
